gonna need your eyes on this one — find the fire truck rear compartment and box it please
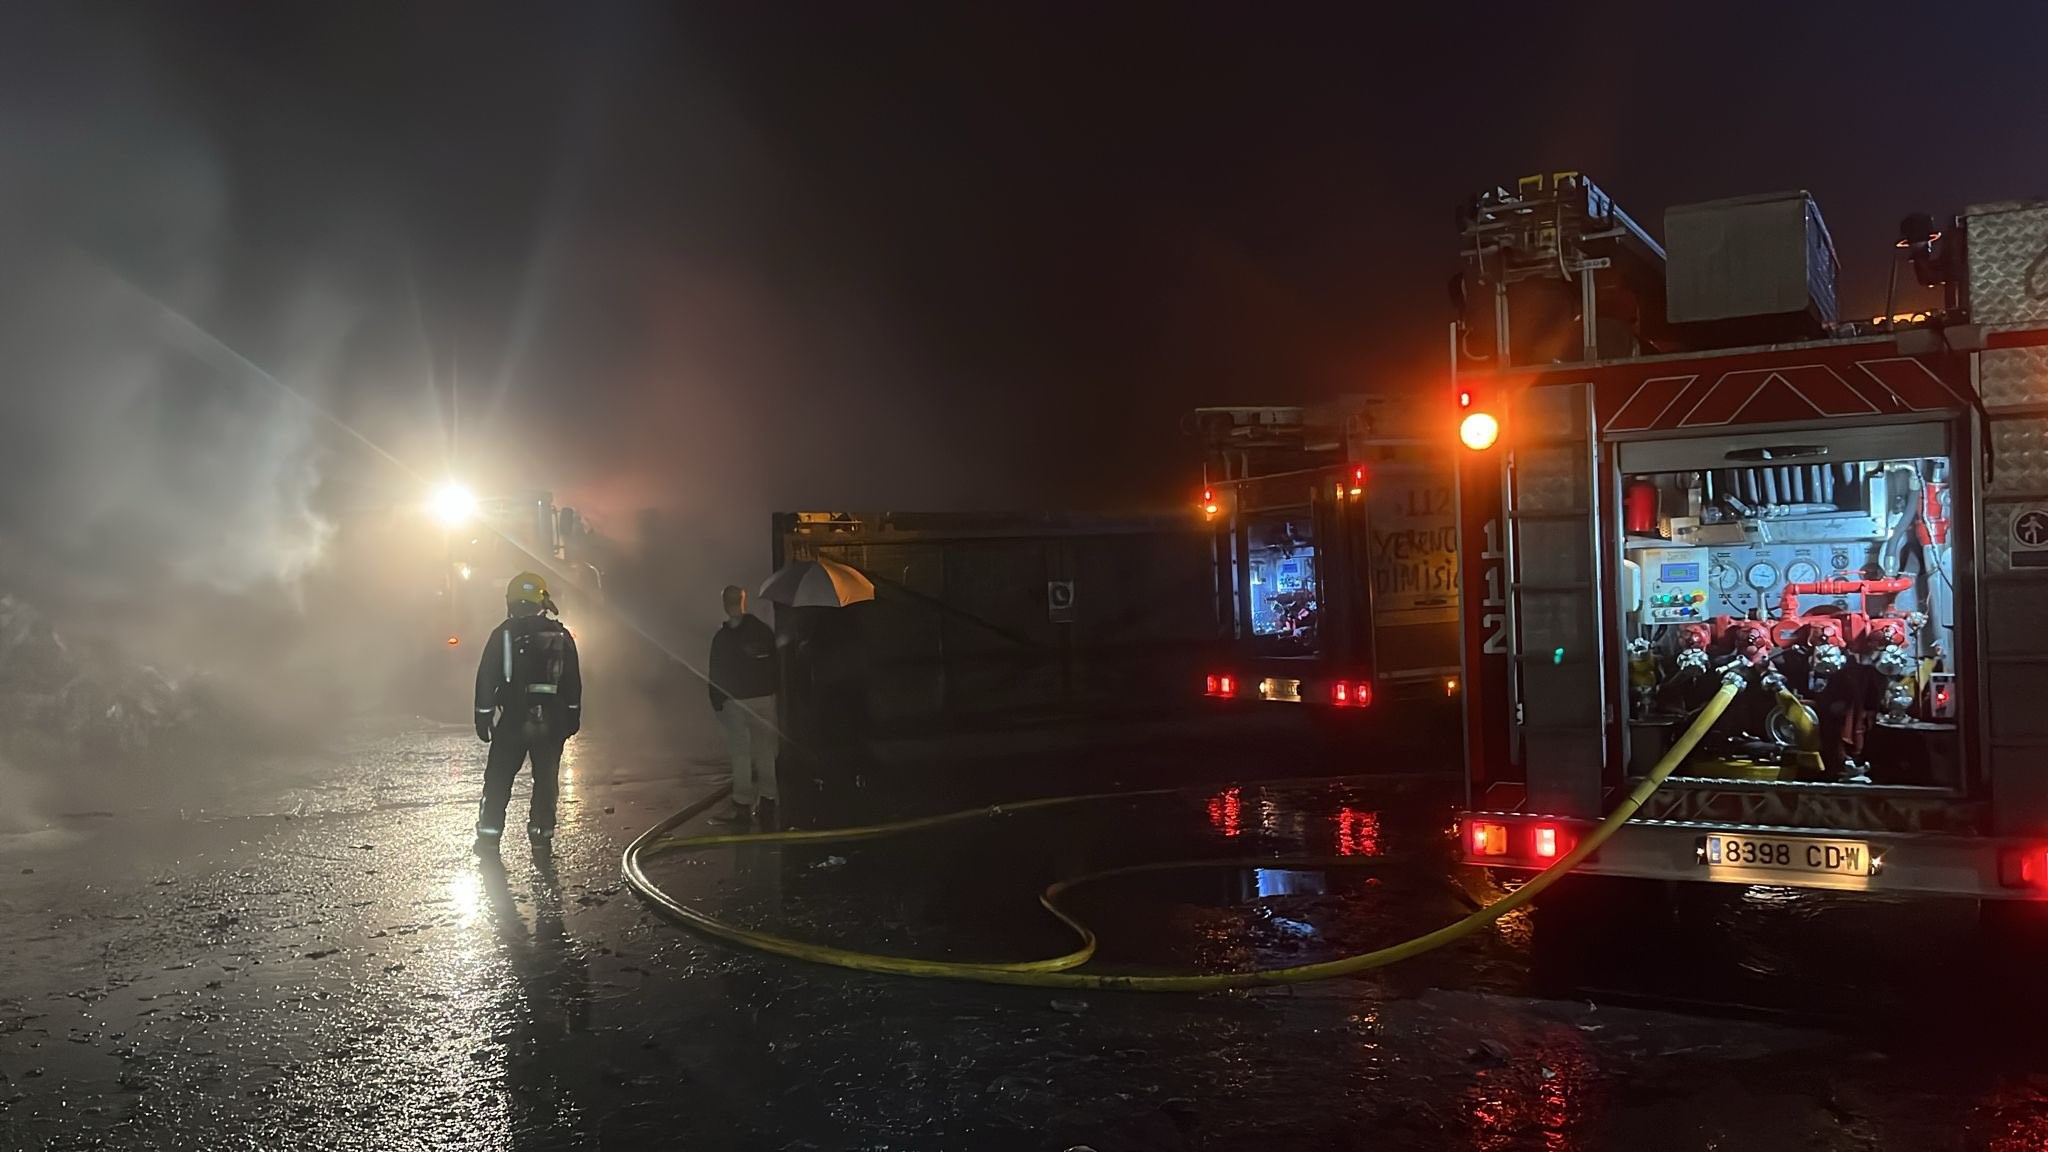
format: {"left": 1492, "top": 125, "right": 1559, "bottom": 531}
{"left": 1470, "top": 417, "right": 1990, "bottom": 893}
{"left": 1617, "top": 425, "right": 1959, "bottom": 790}
{"left": 1455, "top": 180, "right": 2048, "bottom": 901}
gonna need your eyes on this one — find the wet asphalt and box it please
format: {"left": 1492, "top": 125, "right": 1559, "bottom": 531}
{"left": 3, "top": 719, "right": 2048, "bottom": 1150}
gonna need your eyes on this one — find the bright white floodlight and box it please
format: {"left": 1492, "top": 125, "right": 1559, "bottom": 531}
{"left": 429, "top": 481, "right": 479, "bottom": 528}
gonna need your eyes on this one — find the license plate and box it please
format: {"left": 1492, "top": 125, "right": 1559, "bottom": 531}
{"left": 1259, "top": 678, "right": 1303, "bottom": 703}
{"left": 1701, "top": 834, "right": 1872, "bottom": 876}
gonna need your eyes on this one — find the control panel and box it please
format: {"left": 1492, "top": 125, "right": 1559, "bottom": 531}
{"left": 1703, "top": 542, "right": 1878, "bottom": 617}
{"left": 1639, "top": 546, "right": 1709, "bottom": 622}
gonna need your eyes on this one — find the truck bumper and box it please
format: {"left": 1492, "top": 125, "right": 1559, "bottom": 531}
{"left": 1458, "top": 811, "right": 2046, "bottom": 900}
{"left": 1203, "top": 667, "right": 1458, "bottom": 711}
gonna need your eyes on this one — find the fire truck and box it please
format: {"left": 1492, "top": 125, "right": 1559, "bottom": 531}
{"left": 413, "top": 486, "right": 602, "bottom": 718}
{"left": 1196, "top": 396, "right": 1461, "bottom": 717}
{"left": 1451, "top": 173, "right": 2048, "bottom": 908}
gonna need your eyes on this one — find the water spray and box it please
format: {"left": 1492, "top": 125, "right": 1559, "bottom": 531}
{"left": 100, "top": 249, "right": 796, "bottom": 746}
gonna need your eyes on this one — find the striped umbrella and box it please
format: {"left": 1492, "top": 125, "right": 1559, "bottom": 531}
{"left": 757, "top": 557, "right": 876, "bottom": 608}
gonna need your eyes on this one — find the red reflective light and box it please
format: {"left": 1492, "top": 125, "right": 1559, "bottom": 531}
{"left": 1469, "top": 821, "right": 1507, "bottom": 857}
{"left": 1936, "top": 687, "right": 1951, "bottom": 707}
{"left": 1999, "top": 846, "right": 2048, "bottom": 889}
{"left": 1206, "top": 673, "right": 1237, "bottom": 699}
{"left": 1331, "top": 681, "right": 1372, "bottom": 707}
{"left": 1533, "top": 825, "right": 1559, "bottom": 859}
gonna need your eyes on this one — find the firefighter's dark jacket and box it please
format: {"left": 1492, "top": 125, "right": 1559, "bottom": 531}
{"left": 475, "top": 613, "right": 583, "bottom": 731}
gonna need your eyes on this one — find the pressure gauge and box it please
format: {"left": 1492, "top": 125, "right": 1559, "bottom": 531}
{"left": 1711, "top": 562, "right": 1739, "bottom": 591}
{"left": 1745, "top": 560, "right": 1779, "bottom": 590}
{"left": 1785, "top": 560, "right": 1821, "bottom": 585}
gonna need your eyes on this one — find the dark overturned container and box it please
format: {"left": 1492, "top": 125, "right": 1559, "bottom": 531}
{"left": 1664, "top": 190, "right": 1840, "bottom": 345}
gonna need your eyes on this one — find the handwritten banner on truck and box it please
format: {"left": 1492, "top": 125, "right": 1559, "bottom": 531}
{"left": 1367, "top": 468, "right": 1459, "bottom": 627}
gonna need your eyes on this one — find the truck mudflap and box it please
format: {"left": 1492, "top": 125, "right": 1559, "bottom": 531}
{"left": 1458, "top": 811, "right": 2048, "bottom": 900}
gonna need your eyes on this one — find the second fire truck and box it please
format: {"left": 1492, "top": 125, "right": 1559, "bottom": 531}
{"left": 1196, "top": 395, "right": 1462, "bottom": 719}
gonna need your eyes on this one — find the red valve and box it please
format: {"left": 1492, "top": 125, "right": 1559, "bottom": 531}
{"left": 1779, "top": 577, "right": 1913, "bottom": 621}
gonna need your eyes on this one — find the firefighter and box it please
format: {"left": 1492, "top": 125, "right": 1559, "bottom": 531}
{"left": 473, "top": 571, "right": 583, "bottom": 849}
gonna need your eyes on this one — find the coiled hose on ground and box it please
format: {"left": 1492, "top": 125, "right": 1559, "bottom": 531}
{"left": 622, "top": 677, "right": 1742, "bottom": 992}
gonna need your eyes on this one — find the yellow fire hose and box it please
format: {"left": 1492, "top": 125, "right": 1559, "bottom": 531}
{"left": 622, "top": 676, "right": 1742, "bottom": 991}
{"left": 1774, "top": 687, "right": 1825, "bottom": 778}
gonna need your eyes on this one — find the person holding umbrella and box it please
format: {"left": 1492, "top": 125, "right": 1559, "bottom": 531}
{"left": 707, "top": 585, "right": 781, "bottom": 825}
{"left": 749, "top": 557, "right": 876, "bottom": 827}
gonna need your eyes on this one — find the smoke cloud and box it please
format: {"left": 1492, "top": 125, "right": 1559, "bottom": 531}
{"left": 0, "top": 17, "right": 406, "bottom": 791}
{"left": 0, "top": 3, "right": 1056, "bottom": 794}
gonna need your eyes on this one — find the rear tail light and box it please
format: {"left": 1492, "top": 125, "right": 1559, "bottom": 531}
{"left": 1205, "top": 673, "right": 1237, "bottom": 699}
{"left": 1464, "top": 818, "right": 1577, "bottom": 864}
{"left": 1469, "top": 821, "right": 1507, "bottom": 857}
{"left": 1999, "top": 846, "right": 2048, "bottom": 889}
{"left": 1330, "top": 680, "right": 1373, "bottom": 707}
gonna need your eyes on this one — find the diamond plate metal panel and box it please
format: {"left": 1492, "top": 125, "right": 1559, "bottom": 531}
{"left": 1525, "top": 730, "right": 1603, "bottom": 818}
{"left": 1988, "top": 500, "right": 2016, "bottom": 573}
{"left": 1992, "top": 744, "right": 2048, "bottom": 835}
{"left": 1988, "top": 416, "right": 2048, "bottom": 497}
{"left": 1514, "top": 447, "right": 1589, "bottom": 512}
{"left": 1980, "top": 346, "right": 2048, "bottom": 410}
{"left": 1986, "top": 585, "right": 2048, "bottom": 657}
{"left": 1515, "top": 520, "right": 1593, "bottom": 584}
{"left": 1519, "top": 381, "right": 1589, "bottom": 442}
{"left": 1967, "top": 202, "right": 2048, "bottom": 327}
{"left": 1516, "top": 590, "right": 1593, "bottom": 658}
{"left": 1521, "top": 660, "right": 1599, "bottom": 726}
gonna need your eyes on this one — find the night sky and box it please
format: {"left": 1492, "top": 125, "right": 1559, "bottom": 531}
{"left": 4, "top": 2, "right": 2047, "bottom": 601}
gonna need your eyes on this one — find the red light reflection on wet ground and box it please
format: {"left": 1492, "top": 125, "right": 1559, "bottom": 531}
{"left": 1206, "top": 786, "right": 1243, "bottom": 838}
{"left": 1335, "top": 807, "right": 1381, "bottom": 856}
{"left": 1972, "top": 1075, "right": 2048, "bottom": 1151}
{"left": 1464, "top": 1036, "right": 1601, "bottom": 1151}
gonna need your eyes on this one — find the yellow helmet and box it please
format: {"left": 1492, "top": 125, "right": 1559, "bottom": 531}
{"left": 506, "top": 571, "right": 551, "bottom": 606}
